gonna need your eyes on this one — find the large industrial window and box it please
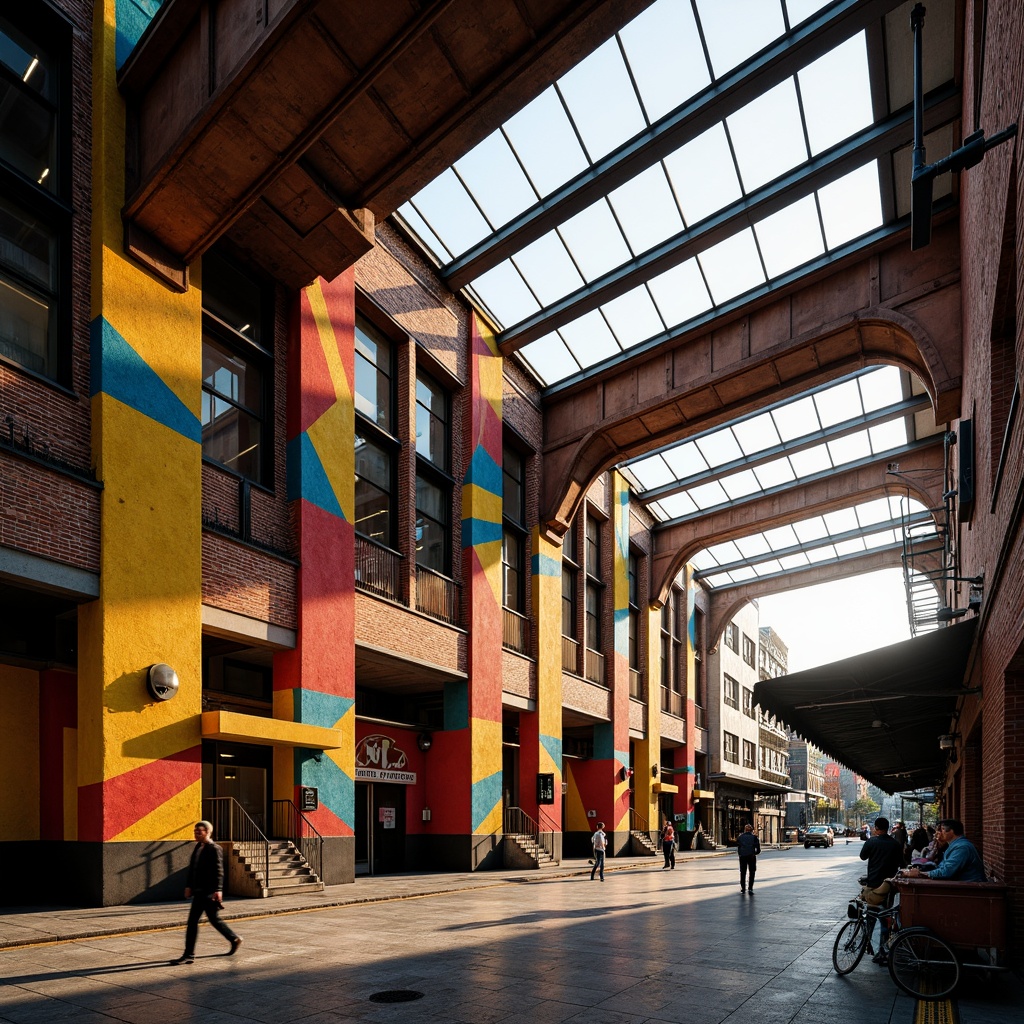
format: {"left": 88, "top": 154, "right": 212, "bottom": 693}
{"left": 502, "top": 443, "right": 526, "bottom": 614}
{"left": 724, "top": 731, "right": 739, "bottom": 765}
{"left": 724, "top": 674, "right": 739, "bottom": 709}
{"left": 201, "top": 251, "right": 271, "bottom": 485}
{"left": 415, "top": 370, "right": 451, "bottom": 574}
{"left": 0, "top": 10, "right": 69, "bottom": 383}
{"left": 562, "top": 525, "right": 578, "bottom": 641}
{"left": 355, "top": 316, "right": 396, "bottom": 547}
{"left": 585, "top": 515, "right": 602, "bottom": 652}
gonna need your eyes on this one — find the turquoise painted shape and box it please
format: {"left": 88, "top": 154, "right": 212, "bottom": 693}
{"left": 444, "top": 680, "right": 469, "bottom": 731}
{"left": 462, "top": 518, "right": 503, "bottom": 547}
{"left": 292, "top": 689, "right": 354, "bottom": 729}
{"left": 593, "top": 722, "right": 613, "bottom": 760}
{"left": 472, "top": 770, "right": 503, "bottom": 832}
{"left": 295, "top": 748, "right": 354, "bottom": 829}
{"left": 89, "top": 317, "right": 200, "bottom": 442}
{"left": 115, "top": 0, "right": 162, "bottom": 70}
{"left": 286, "top": 433, "right": 346, "bottom": 519}
{"left": 540, "top": 734, "right": 562, "bottom": 769}
{"left": 531, "top": 552, "right": 561, "bottom": 577}
{"left": 613, "top": 605, "right": 630, "bottom": 656}
{"left": 464, "top": 444, "right": 502, "bottom": 494}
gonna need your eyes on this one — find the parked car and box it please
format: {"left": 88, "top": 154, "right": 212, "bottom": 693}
{"left": 783, "top": 826, "right": 800, "bottom": 843}
{"left": 804, "top": 825, "right": 834, "bottom": 848}
{"left": 829, "top": 823, "right": 847, "bottom": 837}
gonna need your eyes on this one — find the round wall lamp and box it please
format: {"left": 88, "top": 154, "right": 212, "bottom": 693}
{"left": 147, "top": 663, "right": 180, "bottom": 702}
{"left": 417, "top": 732, "right": 433, "bottom": 752}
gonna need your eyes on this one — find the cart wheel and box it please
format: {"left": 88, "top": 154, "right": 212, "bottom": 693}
{"left": 887, "top": 927, "right": 960, "bottom": 1000}
{"left": 832, "top": 917, "right": 870, "bottom": 975}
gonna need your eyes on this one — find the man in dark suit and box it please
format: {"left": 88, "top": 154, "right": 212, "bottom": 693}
{"left": 171, "top": 821, "right": 243, "bottom": 965}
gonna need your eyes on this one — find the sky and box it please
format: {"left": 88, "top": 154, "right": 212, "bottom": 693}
{"left": 754, "top": 567, "right": 913, "bottom": 673}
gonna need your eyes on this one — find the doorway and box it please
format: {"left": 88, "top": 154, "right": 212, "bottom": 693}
{"left": 354, "top": 782, "right": 407, "bottom": 875}
{"left": 202, "top": 741, "right": 271, "bottom": 833}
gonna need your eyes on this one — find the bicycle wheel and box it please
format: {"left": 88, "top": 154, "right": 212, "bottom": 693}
{"left": 832, "top": 917, "right": 870, "bottom": 975}
{"left": 887, "top": 927, "right": 960, "bottom": 1000}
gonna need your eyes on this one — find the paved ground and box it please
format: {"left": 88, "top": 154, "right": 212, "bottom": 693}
{"left": 1, "top": 843, "right": 1020, "bottom": 1023}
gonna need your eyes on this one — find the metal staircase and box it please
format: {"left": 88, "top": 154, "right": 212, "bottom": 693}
{"left": 502, "top": 806, "right": 559, "bottom": 868}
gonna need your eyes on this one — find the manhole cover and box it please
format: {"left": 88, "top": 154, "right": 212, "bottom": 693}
{"left": 368, "top": 991, "right": 425, "bottom": 1004}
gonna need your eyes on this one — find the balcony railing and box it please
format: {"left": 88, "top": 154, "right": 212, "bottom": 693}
{"left": 562, "top": 635, "right": 579, "bottom": 673}
{"left": 629, "top": 668, "right": 645, "bottom": 700}
{"left": 354, "top": 534, "right": 401, "bottom": 601}
{"left": 661, "top": 686, "right": 684, "bottom": 717}
{"left": 585, "top": 647, "right": 605, "bottom": 684}
{"left": 415, "top": 565, "right": 458, "bottom": 625}
{"left": 502, "top": 607, "right": 529, "bottom": 653}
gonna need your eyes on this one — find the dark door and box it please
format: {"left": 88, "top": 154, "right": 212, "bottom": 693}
{"left": 372, "top": 783, "right": 406, "bottom": 873}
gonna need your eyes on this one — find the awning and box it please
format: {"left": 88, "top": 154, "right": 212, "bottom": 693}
{"left": 753, "top": 619, "right": 978, "bottom": 794}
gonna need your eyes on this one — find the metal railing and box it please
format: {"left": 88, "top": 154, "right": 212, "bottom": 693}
{"left": 204, "top": 796, "right": 269, "bottom": 894}
{"left": 502, "top": 607, "right": 529, "bottom": 653}
{"left": 504, "top": 805, "right": 555, "bottom": 860}
{"left": 562, "top": 635, "right": 578, "bottom": 673}
{"left": 272, "top": 799, "right": 324, "bottom": 883}
{"left": 629, "top": 668, "right": 645, "bottom": 700}
{"left": 628, "top": 807, "right": 649, "bottom": 834}
{"left": 661, "top": 686, "right": 684, "bottom": 717}
{"left": 355, "top": 534, "right": 401, "bottom": 601}
{"left": 415, "top": 564, "right": 458, "bottom": 624}
{"left": 585, "top": 647, "right": 605, "bottom": 684}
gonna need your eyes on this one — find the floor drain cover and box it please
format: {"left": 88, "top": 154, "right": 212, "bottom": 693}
{"left": 368, "top": 991, "right": 425, "bottom": 1004}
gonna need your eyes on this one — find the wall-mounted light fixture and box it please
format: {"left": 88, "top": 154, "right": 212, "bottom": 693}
{"left": 938, "top": 734, "right": 959, "bottom": 751}
{"left": 652, "top": 764, "right": 660, "bottom": 778}
{"left": 147, "top": 663, "right": 179, "bottom": 702}
{"left": 417, "top": 732, "right": 432, "bottom": 752}
{"left": 620, "top": 766, "right": 634, "bottom": 782}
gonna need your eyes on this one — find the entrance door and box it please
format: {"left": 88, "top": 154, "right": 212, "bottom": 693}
{"left": 202, "top": 741, "right": 271, "bottom": 833}
{"left": 354, "top": 782, "right": 407, "bottom": 875}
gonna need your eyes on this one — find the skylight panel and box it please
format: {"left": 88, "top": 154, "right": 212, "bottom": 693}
{"left": 647, "top": 259, "right": 713, "bottom": 327}
{"left": 835, "top": 537, "right": 867, "bottom": 557}
{"left": 788, "top": 445, "right": 833, "bottom": 477}
{"left": 397, "top": 203, "right": 452, "bottom": 262}
{"left": 771, "top": 395, "right": 819, "bottom": 441}
{"left": 557, "top": 37, "right": 646, "bottom": 162}
{"left": 699, "top": 228, "right": 764, "bottom": 304}
{"left": 823, "top": 507, "right": 859, "bottom": 533}
{"left": 559, "top": 309, "right": 622, "bottom": 366}
{"left": 601, "top": 286, "right": 665, "bottom": 350}
{"left": 658, "top": 491, "right": 700, "bottom": 520}
{"left": 792, "top": 515, "right": 829, "bottom": 544}
{"left": 408, "top": 169, "right": 491, "bottom": 256}
{"left": 688, "top": 480, "right": 730, "bottom": 510}
{"left": 806, "top": 545, "right": 838, "bottom": 564}
{"left": 619, "top": 0, "right": 711, "bottom": 122}
{"left": 454, "top": 131, "right": 539, "bottom": 229}
{"left": 798, "top": 33, "right": 873, "bottom": 155}
{"left": 729, "top": 564, "right": 760, "bottom": 583}
{"left": 513, "top": 231, "right": 585, "bottom": 307}
{"left": 814, "top": 378, "right": 863, "bottom": 427}
{"left": 785, "top": 0, "right": 834, "bottom": 27}
{"left": 705, "top": 538, "right": 744, "bottom": 564}
{"left": 664, "top": 124, "right": 742, "bottom": 225}
{"left": 754, "top": 456, "right": 796, "bottom": 489}
{"left": 827, "top": 431, "right": 872, "bottom": 466}
{"left": 689, "top": 548, "right": 720, "bottom": 572}
{"left": 629, "top": 454, "right": 676, "bottom": 490}
{"left": 720, "top": 468, "right": 763, "bottom": 500}
{"left": 731, "top": 411, "right": 781, "bottom": 455}
{"left": 518, "top": 334, "right": 579, "bottom": 385}
{"left": 472, "top": 260, "right": 539, "bottom": 327}
{"left": 695, "top": 429, "right": 743, "bottom": 467}
{"left": 854, "top": 497, "right": 897, "bottom": 527}
{"left": 727, "top": 79, "right": 807, "bottom": 192}
{"left": 754, "top": 195, "right": 825, "bottom": 279}
{"left": 701, "top": 571, "right": 735, "bottom": 588}
{"left": 858, "top": 365, "right": 905, "bottom": 411}
{"left": 609, "top": 164, "right": 684, "bottom": 255}
{"left": 648, "top": 500, "right": 670, "bottom": 522}
{"left": 559, "top": 201, "right": 633, "bottom": 282}
{"left": 503, "top": 87, "right": 589, "bottom": 196}
{"left": 735, "top": 533, "right": 773, "bottom": 559}
{"left": 868, "top": 419, "right": 909, "bottom": 452}
{"left": 864, "top": 529, "right": 899, "bottom": 549}
{"left": 764, "top": 525, "right": 800, "bottom": 551}
{"left": 663, "top": 442, "right": 709, "bottom": 479}
{"left": 696, "top": 0, "right": 786, "bottom": 78}
{"left": 818, "top": 162, "right": 883, "bottom": 249}
{"left": 780, "top": 551, "right": 811, "bottom": 570}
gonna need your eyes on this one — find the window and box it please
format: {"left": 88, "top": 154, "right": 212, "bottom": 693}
{"left": 743, "top": 739, "right": 757, "bottom": 769}
{"left": 725, "top": 622, "right": 739, "bottom": 652}
{"left": 0, "top": 10, "right": 70, "bottom": 382}
{"left": 742, "top": 633, "right": 756, "bottom": 667}
{"left": 202, "top": 251, "right": 271, "bottom": 484}
{"left": 724, "top": 674, "right": 739, "bottom": 709}
{"left": 502, "top": 444, "right": 527, "bottom": 613}
{"left": 354, "top": 317, "right": 396, "bottom": 547}
{"left": 584, "top": 515, "right": 602, "bottom": 651}
{"left": 562, "top": 525, "right": 577, "bottom": 639}
{"left": 724, "top": 731, "right": 739, "bottom": 764}
{"left": 742, "top": 687, "right": 755, "bottom": 719}
{"left": 415, "top": 369, "right": 451, "bottom": 573}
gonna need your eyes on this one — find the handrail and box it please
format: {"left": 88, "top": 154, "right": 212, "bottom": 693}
{"left": 628, "top": 807, "right": 649, "bottom": 833}
{"left": 272, "top": 799, "right": 324, "bottom": 882}
{"left": 204, "top": 796, "right": 269, "bottom": 894}
{"left": 504, "top": 805, "right": 556, "bottom": 861}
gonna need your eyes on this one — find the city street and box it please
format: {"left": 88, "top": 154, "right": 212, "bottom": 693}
{"left": 1, "top": 844, "right": 1020, "bottom": 1024}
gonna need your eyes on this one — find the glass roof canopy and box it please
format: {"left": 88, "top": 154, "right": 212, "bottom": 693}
{"left": 397, "top": 0, "right": 956, "bottom": 594}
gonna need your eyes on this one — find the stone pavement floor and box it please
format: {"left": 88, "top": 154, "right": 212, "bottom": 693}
{"left": 1, "top": 845, "right": 1021, "bottom": 1024}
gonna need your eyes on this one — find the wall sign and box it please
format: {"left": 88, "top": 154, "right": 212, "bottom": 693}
{"left": 299, "top": 786, "right": 318, "bottom": 812}
{"left": 355, "top": 733, "right": 417, "bottom": 784}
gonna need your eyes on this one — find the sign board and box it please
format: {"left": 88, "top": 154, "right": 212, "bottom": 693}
{"left": 355, "top": 733, "right": 417, "bottom": 784}
{"left": 379, "top": 806, "right": 396, "bottom": 829}
{"left": 536, "top": 773, "right": 555, "bottom": 805}
{"left": 299, "top": 786, "right": 318, "bottom": 812}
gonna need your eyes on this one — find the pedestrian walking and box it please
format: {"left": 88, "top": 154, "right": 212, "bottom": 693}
{"left": 171, "top": 820, "right": 243, "bottom": 964}
{"left": 590, "top": 821, "right": 607, "bottom": 882}
{"left": 737, "top": 823, "right": 760, "bottom": 893}
{"left": 660, "top": 818, "right": 676, "bottom": 869}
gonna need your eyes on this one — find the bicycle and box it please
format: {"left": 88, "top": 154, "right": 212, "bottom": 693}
{"left": 832, "top": 889, "right": 899, "bottom": 975}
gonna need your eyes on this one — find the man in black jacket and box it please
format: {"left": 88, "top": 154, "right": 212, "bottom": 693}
{"left": 737, "top": 824, "right": 761, "bottom": 893}
{"left": 171, "top": 821, "right": 243, "bottom": 965}
{"left": 858, "top": 817, "right": 903, "bottom": 965}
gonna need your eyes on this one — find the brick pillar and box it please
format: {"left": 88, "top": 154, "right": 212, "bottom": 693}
{"left": 274, "top": 273, "right": 357, "bottom": 881}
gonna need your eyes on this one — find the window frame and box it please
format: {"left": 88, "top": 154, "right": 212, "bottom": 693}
{"left": 724, "top": 674, "right": 739, "bottom": 709}
{"left": 414, "top": 367, "right": 453, "bottom": 576}
{"left": 724, "top": 731, "right": 739, "bottom": 764}
{"left": 501, "top": 442, "right": 527, "bottom": 614}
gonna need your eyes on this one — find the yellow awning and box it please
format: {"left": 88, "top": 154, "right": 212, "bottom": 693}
{"left": 201, "top": 710, "right": 343, "bottom": 750}
{"left": 652, "top": 782, "right": 679, "bottom": 794}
